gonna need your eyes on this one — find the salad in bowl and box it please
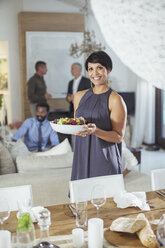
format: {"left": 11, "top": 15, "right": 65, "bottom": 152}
{"left": 50, "top": 117, "right": 88, "bottom": 135}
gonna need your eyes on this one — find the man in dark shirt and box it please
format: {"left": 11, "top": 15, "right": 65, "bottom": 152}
{"left": 27, "top": 61, "right": 52, "bottom": 116}
{"left": 66, "top": 63, "right": 90, "bottom": 117}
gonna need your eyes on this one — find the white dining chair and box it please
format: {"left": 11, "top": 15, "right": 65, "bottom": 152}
{"left": 151, "top": 168, "right": 165, "bottom": 191}
{"left": 0, "top": 185, "right": 33, "bottom": 211}
{"left": 69, "top": 174, "right": 125, "bottom": 203}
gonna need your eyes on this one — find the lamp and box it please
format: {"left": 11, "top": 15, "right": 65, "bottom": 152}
{"left": 69, "top": 0, "right": 105, "bottom": 58}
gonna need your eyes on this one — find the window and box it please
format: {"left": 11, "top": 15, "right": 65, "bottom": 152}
{"left": 155, "top": 88, "right": 165, "bottom": 148}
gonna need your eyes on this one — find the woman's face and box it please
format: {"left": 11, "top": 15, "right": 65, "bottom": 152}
{"left": 87, "top": 62, "right": 110, "bottom": 86}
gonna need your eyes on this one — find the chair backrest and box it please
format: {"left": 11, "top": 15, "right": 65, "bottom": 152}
{"left": 69, "top": 174, "right": 125, "bottom": 203}
{"left": 0, "top": 185, "right": 33, "bottom": 211}
{"left": 151, "top": 168, "right": 165, "bottom": 191}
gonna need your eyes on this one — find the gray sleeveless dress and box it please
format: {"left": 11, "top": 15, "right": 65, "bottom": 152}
{"left": 71, "top": 88, "right": 122, "bottom": 181}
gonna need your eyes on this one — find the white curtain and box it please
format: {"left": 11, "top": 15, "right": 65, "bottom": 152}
{"left": 131, "top": 79, "right": 155, "bottom": 147}
{"left": 90, "top": 0, "right": 163, "bottom": 146}
{"left": 90, "top": 0, "right": 165, "bottom": 90}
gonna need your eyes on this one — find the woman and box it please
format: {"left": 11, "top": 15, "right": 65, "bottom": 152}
{"left": 71, "top": 51, "right": 127, "bottom": 181}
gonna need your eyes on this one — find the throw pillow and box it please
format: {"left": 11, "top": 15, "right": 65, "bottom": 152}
{"left": 0, "top": 141, "right": 16, "bottom": 174}
{"left": 16, "top": 151, "right": 73, "bottom": 173}
{"left": 122, "top": 140, "right": 138, "bottom": 171}
{"left": 10, "top": 140, "right": 30, "bottom": 163}
{"left": 34, "top": 138, "right": 72, "bottom": 156}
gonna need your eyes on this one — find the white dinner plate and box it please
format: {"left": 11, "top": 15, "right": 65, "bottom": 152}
{"left": 50, "top": 122, "right": 87, "bottom": 135}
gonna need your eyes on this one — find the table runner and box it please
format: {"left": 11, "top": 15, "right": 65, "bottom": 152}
{"left": 48, "top": 228, "right": 115, "bottom": 248}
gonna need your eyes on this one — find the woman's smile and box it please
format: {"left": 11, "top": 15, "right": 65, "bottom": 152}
{"left": 93, "top": 76, "right": 102, "bottom": 80}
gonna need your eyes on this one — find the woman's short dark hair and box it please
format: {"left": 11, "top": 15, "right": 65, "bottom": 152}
{"left": 36, "top": 102, "right": 49, "bottom": 112}
{"left": 85, "top": 51, "right": 113, "bottom": 71}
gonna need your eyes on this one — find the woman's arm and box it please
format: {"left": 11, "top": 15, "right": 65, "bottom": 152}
{"left": 78, "top": 92, "right": 127, "bottom": 143}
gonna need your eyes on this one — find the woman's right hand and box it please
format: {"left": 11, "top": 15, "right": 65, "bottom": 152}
{"left": 76, "top": 123, "right": 97, "bottom": 137}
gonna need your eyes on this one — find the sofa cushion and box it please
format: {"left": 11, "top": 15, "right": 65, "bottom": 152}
{"left": 0, "top": 169, "right": 72, "bottom": 206}
{"left": 0, "top": 141, "right": 16, "bottom": 174}
{"left": 124, "top": 170, "right": 151, "bottom": 192}
{"left": 16, "top": 151, "right": 73, "bottom": 173}
{"left": 34, "top": 138, "right": 72, "bottom": 156}
{"left": 10, "top": 140, "right": 30, "bottom": 163}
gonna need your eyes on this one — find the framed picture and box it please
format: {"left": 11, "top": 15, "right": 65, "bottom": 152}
{"left": 26, "top": 32, "right": 84, "bottom": 98}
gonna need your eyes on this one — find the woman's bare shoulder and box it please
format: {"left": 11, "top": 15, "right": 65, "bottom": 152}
{"left": 74, "top": 89, "right": 90, "bottom": 110}
{"left": 74, "top": 89, "right": 89, "bottom": 101}
{"left": 109, "top": 90, "right": 126, "bottom": 108}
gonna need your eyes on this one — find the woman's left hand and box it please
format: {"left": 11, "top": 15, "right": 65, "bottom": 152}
{"left": 76, "top": 123, "right": 97, "bottom": 137}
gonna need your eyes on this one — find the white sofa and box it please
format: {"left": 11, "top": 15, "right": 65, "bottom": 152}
{"left": 0, "top": 137, "right": 151, "bottom": 207}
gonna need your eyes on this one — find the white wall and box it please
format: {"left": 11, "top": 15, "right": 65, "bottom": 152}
{"left": 0, "top": 0, "right": 23, "bottom": 123}
{"left": 0, "top": 0, "right": 138, "bottom": 122}
{"left": 23, "top": 0, "right": 80, "bottom": 12}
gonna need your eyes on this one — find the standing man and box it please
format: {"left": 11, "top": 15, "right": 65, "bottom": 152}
{"left": 12, "top": 102, "right": 59, "bottom": 152}
{"left": 66, "top": 63, "right": 90, "bottom": 117}
{"left": 27, "top": 61, "right": 52, "bottom": 116}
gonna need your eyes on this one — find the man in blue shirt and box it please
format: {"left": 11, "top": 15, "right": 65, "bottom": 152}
{"left": 12, "top": 103, "right": 59, "bottom": 151}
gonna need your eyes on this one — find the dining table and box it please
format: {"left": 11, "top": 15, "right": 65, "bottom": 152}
{"left": 3, "top": 190, "right": 165, "bottom": 247}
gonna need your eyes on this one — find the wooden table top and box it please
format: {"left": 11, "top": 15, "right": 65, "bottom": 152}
{"left": 3, "top": 190, "right": 165, "bottom": 239}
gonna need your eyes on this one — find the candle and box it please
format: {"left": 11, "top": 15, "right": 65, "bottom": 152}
{"left": 0, "top": 230, "right": 11, "bottom": 248}
{"left": 72, "top": 228, "right": 84, "bottom": 248}
{"left": 88, "top": 218, "right": 104, "bottom": 248}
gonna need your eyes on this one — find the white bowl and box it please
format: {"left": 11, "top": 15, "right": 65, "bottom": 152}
{"left": 50, "top": 122, "right": 87, "bottom": 135}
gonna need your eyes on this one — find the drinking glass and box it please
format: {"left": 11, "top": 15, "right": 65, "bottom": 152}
{"left": 17, "top": 212, "right": 36, "bottom": 248}
{"left": 91, "top": 184, "right": 106, "bottom": 217}
{"left": 11, "top": 233, "right": 18, "bottom": 248}
{"left": 157, "top": 214, "right": 165, "bottom": 245}
{"left": 76, "top": 201, "right": 87, "bottom": 228}
{"left": 0, "top": 197, "right": 10, "bottom": 228}
{"left": 17, "top": 232, "right": 32, "bottom": 248}
{"left": 17, "top": 198, "right": 32, "bottom": 215}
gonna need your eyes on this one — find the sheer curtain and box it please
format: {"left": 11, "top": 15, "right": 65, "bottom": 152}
{"left": 131, "top": 80, "right": 155, "bottom": 147}
{"left": 90, "top": 0, "right": 165, "bottom": 90}
{"left": 90, "top": 0, "right": 164, "bottom": 146}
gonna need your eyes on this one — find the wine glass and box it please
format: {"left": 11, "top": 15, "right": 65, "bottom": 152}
{"left": 157, "top": 214, "right": 165, "bottom": 245}
{"left": 91, "top": 184, "right": 106, "bottom": 217}
{"left": 0, "top": 197, "right": 10, "bottom": 228}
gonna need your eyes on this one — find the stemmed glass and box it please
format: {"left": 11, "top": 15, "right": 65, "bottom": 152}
{"left": 0, "top": 197, "right": 10, "bottom": 228}
{"left": 157, "top": 214, "right": 165, "bottom": 245}
{"left": 91, "top": 184, "right": 106, "bottom": 217}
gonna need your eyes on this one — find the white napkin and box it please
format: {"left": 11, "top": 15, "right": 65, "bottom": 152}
{"left": 113, "top": 192, "right": 150, "bottom": 211}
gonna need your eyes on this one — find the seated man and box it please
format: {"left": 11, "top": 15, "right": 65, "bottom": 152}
{"left": 12, "top": 102, "right": 59, "bottom": 151}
